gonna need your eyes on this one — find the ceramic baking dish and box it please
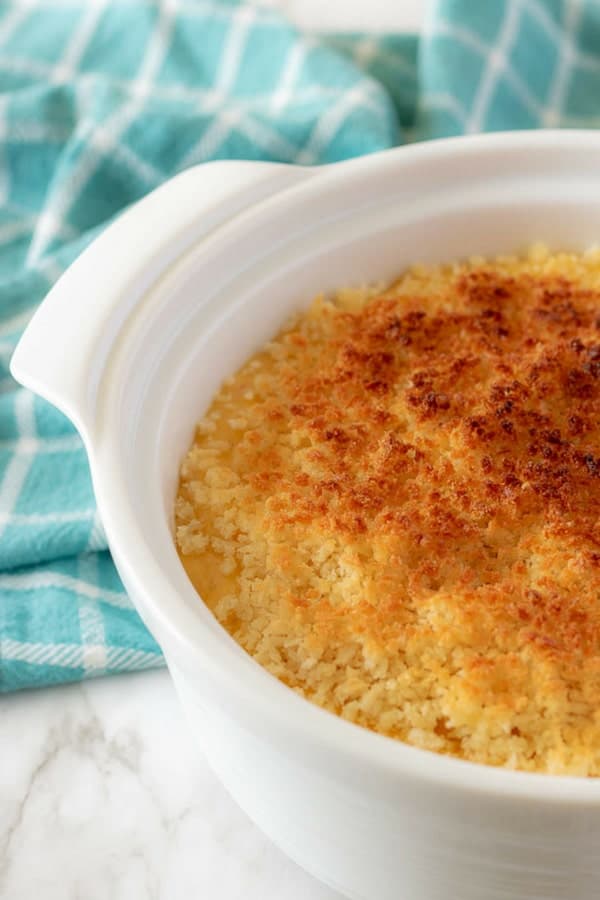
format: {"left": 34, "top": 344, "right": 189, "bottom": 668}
{"left": 11, "top": 131, "right": 600, "bottom": 900}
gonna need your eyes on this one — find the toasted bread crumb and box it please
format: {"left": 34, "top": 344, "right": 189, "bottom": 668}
{"left": 176, "top": 247, "right": 600, "bottom": 775}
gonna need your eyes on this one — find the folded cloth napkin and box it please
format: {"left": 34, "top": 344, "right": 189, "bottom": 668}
{"left": 1, "top": 0, "right": 598, "bottom": 691}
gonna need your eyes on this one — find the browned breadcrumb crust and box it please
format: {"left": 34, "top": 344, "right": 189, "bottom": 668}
{"left": 176, "top": 245, "right": 600, "bottom": 775}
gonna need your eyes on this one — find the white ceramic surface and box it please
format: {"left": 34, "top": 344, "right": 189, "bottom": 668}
{"left": 11, "top": 132, "right": 600, "bottom": 900}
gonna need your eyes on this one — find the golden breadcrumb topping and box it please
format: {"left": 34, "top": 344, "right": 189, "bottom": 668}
{"left": 175, "top": 245, "right": 600, "bottom": 775}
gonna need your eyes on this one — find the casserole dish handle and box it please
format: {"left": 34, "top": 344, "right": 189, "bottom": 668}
{"left": 10, "top": 161, "right": 312, "bottom": 443}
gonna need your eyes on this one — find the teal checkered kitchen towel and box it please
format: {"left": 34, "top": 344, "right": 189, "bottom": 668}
{"left": 2, "top": 0, "right": 599, "bottom": 691}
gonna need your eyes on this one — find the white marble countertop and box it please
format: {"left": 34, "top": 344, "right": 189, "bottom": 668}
{"left": 1, "top": 3, "right": 424, "bottom": 898}
{"left": 1, "top": 670, "right": 345, "bottom": 899}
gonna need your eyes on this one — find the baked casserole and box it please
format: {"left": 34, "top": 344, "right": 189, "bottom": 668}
{"left": 176, "top": 246, "right": 600, "bottom": 776}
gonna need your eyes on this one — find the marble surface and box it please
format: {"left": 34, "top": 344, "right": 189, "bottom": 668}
{"left": 1, "top": 3, "right": 424, "bottom": 898}
{"left": 0, "top": 670, "right": 344, "bottom": 900}
{"left": 263, "top": 0, "right": 425, "bottom": 32}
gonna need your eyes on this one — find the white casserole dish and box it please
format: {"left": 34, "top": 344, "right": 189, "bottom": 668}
{"left": 11, "top": 131, "right": 600, "bottom": 900}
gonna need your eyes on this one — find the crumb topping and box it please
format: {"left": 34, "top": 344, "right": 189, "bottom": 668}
{"left": 176, "top": 246, "right": 600, "bottom": 775}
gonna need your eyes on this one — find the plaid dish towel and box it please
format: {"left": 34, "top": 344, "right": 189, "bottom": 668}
{"left": 1, "top": 0, "right": 599, "bottom": 692}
